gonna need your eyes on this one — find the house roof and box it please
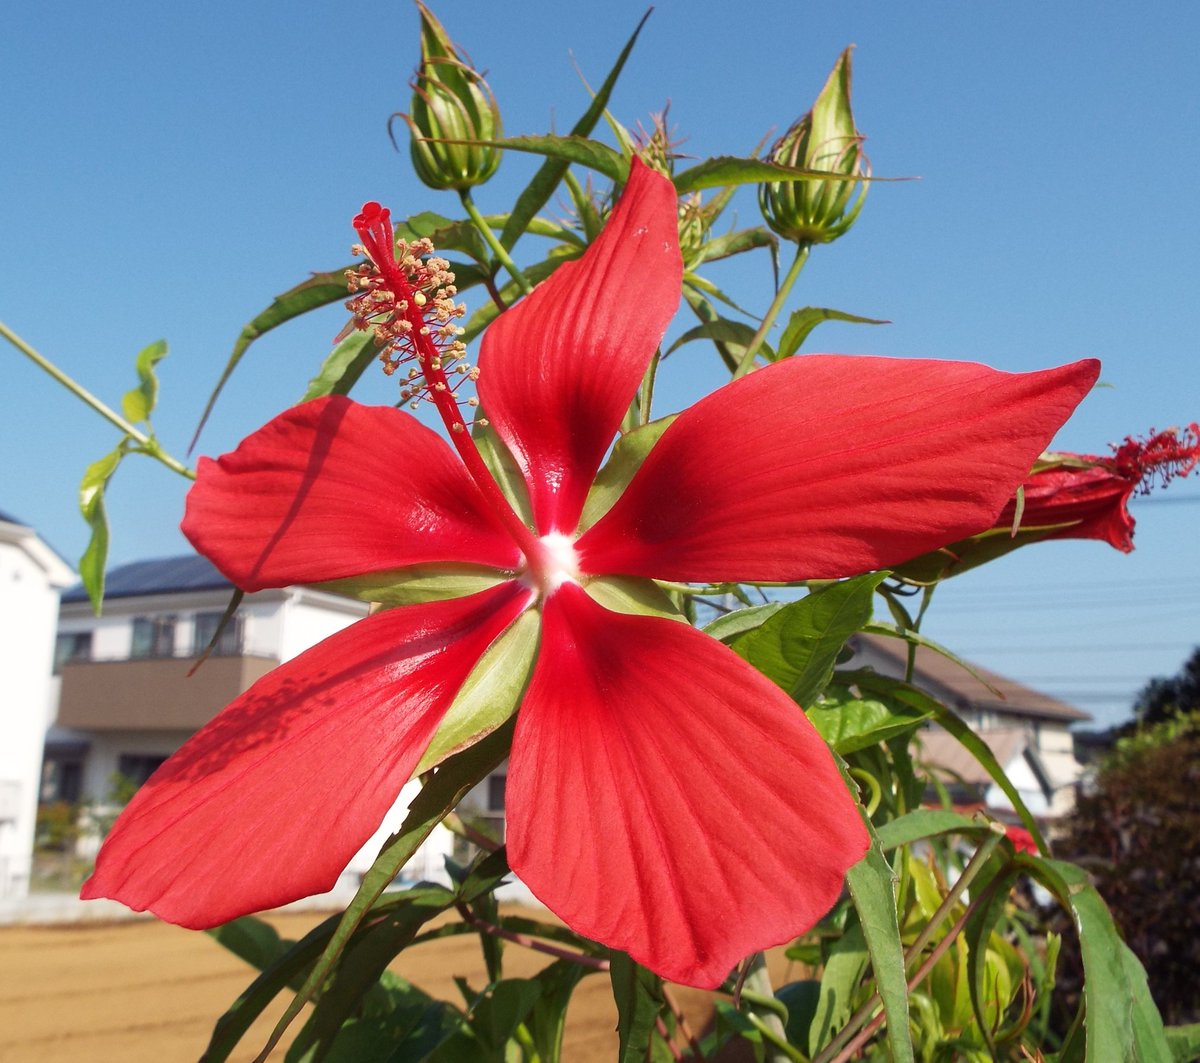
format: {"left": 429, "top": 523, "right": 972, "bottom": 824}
{"left": 0, "top": 507, "right": 27, "bottom": 527}
{"left": 918, "top": 727, "right": 1028, "bottom": 786}
{"left": 854, "top": 632, "right": 1091, "bottom": 722}
{"left": 61, "top": 554, "right": 232, "bottom": 603}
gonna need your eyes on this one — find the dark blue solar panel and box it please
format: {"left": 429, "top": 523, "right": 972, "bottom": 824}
{"left": 61, "top": 554, "right": 233, "bottom": 602}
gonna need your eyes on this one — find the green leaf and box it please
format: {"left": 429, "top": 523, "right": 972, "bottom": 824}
{"left": 731, "top": 572, "right": 888, "bottom": 706}
{"left": 578, "top": 415, "right": 676, "bottom": 531}
{"left": 609, "top": 952, "right": 663, "bottom": 1063}
{"left": 1023, "top": 857, "right": 1172, "bottom": 1063}
{"left": 285, "top": 889, "right": 455, "bottom": 1063}
{"left": 689, "top": 227, "right": 777, "bottom": 268}
{"left": 806, "top": 686, "right": 931, "bottom": 755}
{"left": 453, "top": 134, "right": 627, "bottom": 183}
{"left": 663, "top": 319, "right": 775, "bottom": 362}
{"left": 499, "top": 9, "right": 650, "bottom": 251}
{"left": 673, "top": 155, "right": 874, "bottom": 196}
{"left": 191, "top": 270, "right": 349, "bottom": 451}
{"left": 300, "top": 329, "right": 378, "bottom": 403}
{"left": 1166, "top": 1024, "right": 1200, "bottom": 1063}
{"left": 776, "top": 981, "right": 821, "bottom": 1053}
{"left": 873, "top": 809, "right": 992, "bottom": 851}
{"left": 207, "top": 915, "right": 292, "bottom": 974}
{"left": 249, "top": 723, "right": 517, "bottom": 1063}
{"left": 845, "top": 840, "right": 914, "bottom": 1063}
{"left": 702, "top": 602, "right": 785, "bottom": 643}
{"left": 526, "top": 959, "right": 592, "bottom": 1062}
{"left": 77, "top": 445, "right": 126, "bottom": 614}
{"left": 415, "top": 610, "right": 539, "bottom": 773}
{"left": 962, "top": 864, "right": 1019, "bottom": 1056}
{"left": 120, "top": 339, "right": 168, "bottom": 422}
{"left": 774, "top": 307, "right": 888, "bottom": 361}
{"left": 808, "top": 919, "right": 868, "bottom": 1055}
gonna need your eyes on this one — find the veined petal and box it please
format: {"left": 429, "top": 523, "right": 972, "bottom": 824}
{"left": 183, "top": 396, "right": 522, "bottom": 591}
{"left": 477, "top": 158, "right": 682, "bottom": 535}
{"left": 505, "top": 584, "right": 868, "bottom": 988}
{"left": 578, "top": 356, "right": 1099, "bottom": 582}
{"left": 81, "top": 581, "right": 532, "bottom": 928}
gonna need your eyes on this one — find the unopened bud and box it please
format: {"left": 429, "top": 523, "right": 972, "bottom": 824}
{"left": 759, "top": 47, "right": 867, "bottom": 245}
{"left": 395, "top": 2, "right": 503, "bottom": 191}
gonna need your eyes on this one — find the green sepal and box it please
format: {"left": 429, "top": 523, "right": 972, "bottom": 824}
{"left": 316, "top": 564, "right": 511, "bottom": 607}
{"left": 120, "top": 339, "right": 168, "bottom": 423}
{"left": 585, "top": 574, "right": 684, "bottom": 621}
{"left": 473, "top": 420, "right": 534, "bottom": 527}
{"left": 415, "top": 609, "right": 539, "bottom": 774}
{"left": 578, "top": 415, "right": 677, "bottom": 532}
{"left": 78, "top": 444, "right": 127, "bottom": 614}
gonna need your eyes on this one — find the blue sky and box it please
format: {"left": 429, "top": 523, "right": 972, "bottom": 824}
{"left": 2, "top": 1, "right": 1197, "bottom": 727}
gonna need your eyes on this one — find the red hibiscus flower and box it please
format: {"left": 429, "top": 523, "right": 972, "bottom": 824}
{"left": 81, "top": 160, "right": 1098, "bottom": 987}
{"left": 898, "top": 422, "right": 1199, "bottom": 581}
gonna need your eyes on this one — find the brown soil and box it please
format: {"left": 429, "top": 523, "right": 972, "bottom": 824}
{"left": 0, "top": 907, "right": 798, "bottom": 1062}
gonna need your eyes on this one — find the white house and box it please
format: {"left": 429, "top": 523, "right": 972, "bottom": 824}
{"left": 845, "top": 633, "right": 1091, "bottom": 820}
{"left": 51, "top": 554, "right": 494, "bottom": 898}
{"left": 0, "top": 509, "right": 74, "bottom": 900}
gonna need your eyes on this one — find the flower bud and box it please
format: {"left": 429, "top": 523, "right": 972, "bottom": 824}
{"left": 759, "top": 47, "right": 867, "bottom": 245}
{"left": 398, "top": 2, "right": 502, "bottom": 191}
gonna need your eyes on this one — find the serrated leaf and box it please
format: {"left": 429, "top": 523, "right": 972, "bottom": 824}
{"left": 809, "top": 919, "right": 868, "bottom": 1054}
{"left": 120, "top": 339, "right": 168, "bottom": 422}
{"left": 674, "top": 155, "right": 875, "bottom": 196}
{"left": 191, "top": 270, "right": 349, "bottom": 450}
{"left": 774, "top": 307, "right": 888, "bottom": 361}
{"left": 702, "top": 602, "right": 785, "bottom": 643}
{"left": 499, "top": 10, "right": 650, "bottom": 251}
{"left": 578, "top": 415, "right": 676, "bottom": 531}
{"left": 610, "top": 952, "right": 663, "bottom": 1063}
{"left": 248, "top": 724, "right": 516, "bottom": 1063}
{"left": 77, "top": 445, "right": 126, "bottom": 614}
{"left": 449, "top": 134, "right": 627, "bottom": 183}
{"left": 873, "top": 809, "right": 991, "bottom": 851}
{"left": 300, "top": 328, "right": 378, "bottom": 403}
{"left": 806, "top": 687, "right": 930, "bottom": 754}
{"left": 1023, "top": 857, "right": 1172, "bottom": 1063}
{"left": 689, "top": 226, "right": 777, "bottom": 267}
{"left": 663, "top": 319, "right": 775, "bottom": 362}
{"left": 731, "top": 572, "right": 888, "bottom": 706}
{"left": 846, "top": 840, "right": 914, "bottom": 1063}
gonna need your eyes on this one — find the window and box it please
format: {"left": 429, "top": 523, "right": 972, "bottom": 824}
{"left": 53, "top": 631, "right": 92, "bottom": 673}
{"left": 116, "top": 754, "right": 168, "bottom": 789}
{"left": 192, "top": 610, "right": 243, "bottom": 657}
{"left": 130, "top": 616, "right": 177, "bottom": 659}
{"left": 487, "top": 773, "right": 507, "bottom": 812}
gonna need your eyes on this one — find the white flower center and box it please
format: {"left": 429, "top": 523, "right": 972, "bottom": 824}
{"left": 522, "top": 532, "right": 581, "bottom": 597}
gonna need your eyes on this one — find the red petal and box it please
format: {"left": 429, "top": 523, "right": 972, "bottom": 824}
{"left": 578, "top": 356, "right": 1099, "bottom": 582}
{"left": 80, "top": 582, "right": 531, "bottom": 928}
{"left": 477, "top": 159, "right": 682, "bottom": 535}
{"left": 505, "top": 584, "right": 868, "bottom": 988}
{"left": 182, "top": 396, "right": 522, "bottom": 590}
{"left": 1007, "top": 464, "right": 1136, "bottom": 551}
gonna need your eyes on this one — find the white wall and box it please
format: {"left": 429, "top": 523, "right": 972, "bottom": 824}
{"left": 0, "top": 522, "right": 73, "bottom": 899}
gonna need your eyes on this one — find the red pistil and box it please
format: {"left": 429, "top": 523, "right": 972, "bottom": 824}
{"left": 1112, "top": 422, "right": 1200, "bottom": 493}
{"left": 350, "top": 202, "right": 544, "bottom": 564}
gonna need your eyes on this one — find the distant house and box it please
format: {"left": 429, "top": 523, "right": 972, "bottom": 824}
{"left": 50, "top": 554, "right": 481, "bottom": 894}
{"left": 845, "top": 633, "right": 1091, "bottom": 820}
{"left": 0, "top": 509, "right": 74, "bottom": 900}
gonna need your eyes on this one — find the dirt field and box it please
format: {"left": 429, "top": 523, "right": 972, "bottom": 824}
{"left": 0, "top": 908, "right": 796, "bottom": 1061}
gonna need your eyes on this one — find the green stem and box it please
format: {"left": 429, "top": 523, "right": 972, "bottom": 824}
{"left": 742, "top": 954, "right": 793, "bottom": 1063}
{"left": 1, "top": 319, "right": 195, "bottom": 481}
{"left": 732, "top": 242, "right": 810, "bottom": 379}
{"left": 459, "top": 190, "right": 534, "bottom": 296}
